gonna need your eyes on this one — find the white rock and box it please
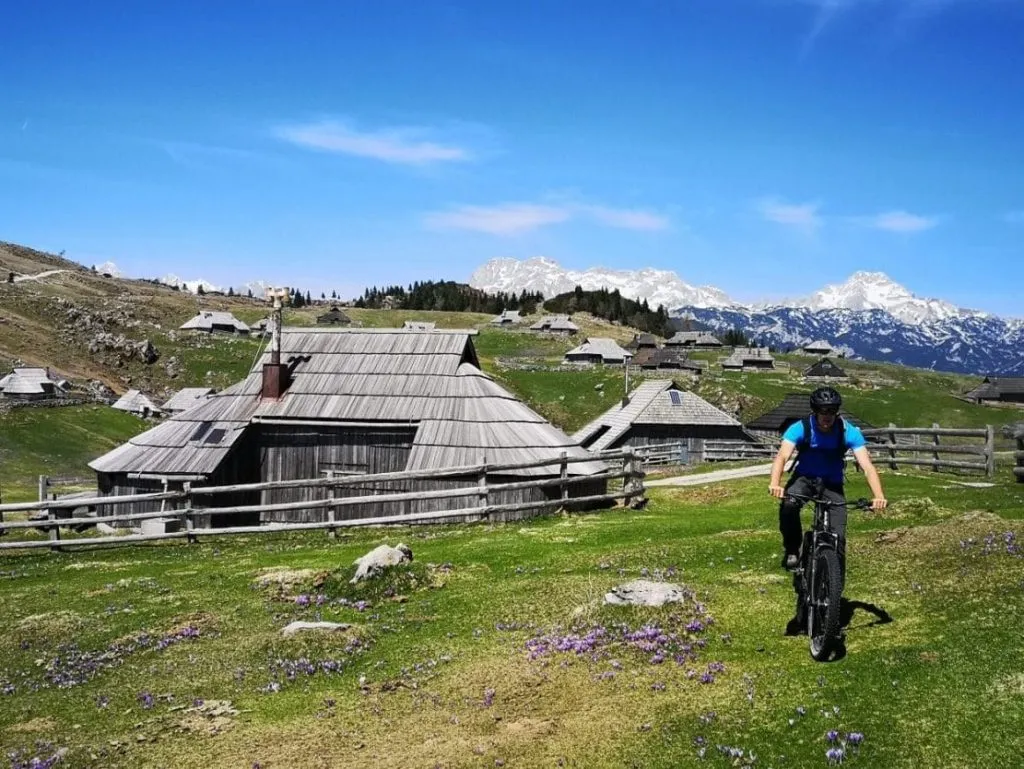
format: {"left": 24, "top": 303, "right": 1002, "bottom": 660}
{"left": 281, "top": 621, "right": 351, "bottom": 637}
{"left": 603, "top": 579, "right": 689, "bottom": 607}
{"left": 350, "top": 543, "right": 413, "bottom": 583}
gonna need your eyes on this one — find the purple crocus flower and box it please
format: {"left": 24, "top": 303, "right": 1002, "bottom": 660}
{"left": 826, "top": 747, "right": 846, "bottom": 764}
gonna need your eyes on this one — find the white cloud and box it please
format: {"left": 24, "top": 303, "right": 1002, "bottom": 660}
{"left": 274, "top": 119, "right": 470, "bottom": 165}
{"left": 757, "top": 197, "right": 823, "bottom": 231}
{"left": 576, "top": 204, "right": 670, "bottom": 231}
{"left": 423, "top": 200, "right": 671, "bottom": 235}
{"left": 865, "top": 210, "right": 938, "bottom": 232}
{"left": 424, "top": 203, "right": 571, "bottom": 235}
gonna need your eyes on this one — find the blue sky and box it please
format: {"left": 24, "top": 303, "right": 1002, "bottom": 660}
{"left": 2, "top": 0, "right": 1023, "bottom": 314}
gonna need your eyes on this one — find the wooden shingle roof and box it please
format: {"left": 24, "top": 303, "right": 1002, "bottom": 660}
{"left": 803, "top": 357, "right": 848, "bottom": 378}
{"left": 965, "top": 376, "right": 1024, "bottom": 399}
{"left": 744, "top": 392, "right": 873, "bottom": 432}
{"left": 572, "top": 380, "right": 745, "bottom": 452}
{"left": 91, "top": 329, "right": 605, "bottom": 479}
{"left": 564, "top": 337, "right": 633, "bottom": 363}
{"left": 179, "top": 311, "right": 249, "bottom": 333}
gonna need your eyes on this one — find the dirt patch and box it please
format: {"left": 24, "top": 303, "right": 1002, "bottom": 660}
{"left": 175, "top": 700, "right": 240, "bottom": 736}
{"left": 870, "top": 511, "right": 1013, "bottom": 554}
{"left": 6, "top": 717, "right": 57, "bottom": 733}
{"left": 251, "top": 567, "right": 328, "bottom": 597}
{"left": 15, "top": 610, "right": 85, "bottom": 638}
{"left": 656, "top": 485, "right": 738, "bottom": 505}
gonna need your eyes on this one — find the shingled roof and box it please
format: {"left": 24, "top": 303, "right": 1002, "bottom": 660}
{"left": 161, "top": 387, "right": 215, "bottom": 414}
{"left": 91, "top": 329, "right": 605, "bottom": 479}
{"left": 0, "top": 367, "right": 68, "bottom": 397}
{"left": 572, "top": 380, "right": 748, "bottom": 452}
{"left": 630, "top": 348, "right": 704, "bottom": 371}
{"left": 964, "top": 376, "right": 1024, "bottom": 400}
{"left": 744, "top": 392, "right": 873, "bottom": 432}
{"left": 804, "top": 357, "right": 848, "bottom": 379}
{"left": 564, "top": 337, "right": 633, "bottom": 364}
{"left": 111, "top": 389, "right": 162, "bottom": 417}
{"left": 179, "top": 311, "right": 250, "bottom": 334}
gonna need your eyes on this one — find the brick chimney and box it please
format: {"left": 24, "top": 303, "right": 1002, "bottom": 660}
{"left": 261, "top": 289, "right": 291, "bottom": 400}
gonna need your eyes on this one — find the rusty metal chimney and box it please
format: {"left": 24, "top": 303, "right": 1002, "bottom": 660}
{"left": 261, "top": 288, "right": 290, "bottom": 399}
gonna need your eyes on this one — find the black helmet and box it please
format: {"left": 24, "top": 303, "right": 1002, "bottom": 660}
{"left": 810, "top": 386, "right": 842, "bottom": 412}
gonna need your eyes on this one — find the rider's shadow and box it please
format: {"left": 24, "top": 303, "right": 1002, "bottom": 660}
{"left": 785, "top": 597, "right": 893, "bottom": 661}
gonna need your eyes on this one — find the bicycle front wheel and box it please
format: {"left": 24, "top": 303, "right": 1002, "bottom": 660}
{"left": 809, "top": 548, "right": 842, "bottom": 661}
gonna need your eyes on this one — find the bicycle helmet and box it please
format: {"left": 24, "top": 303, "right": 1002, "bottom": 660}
{"left": 810, "top": 386, "right": 842, "bottom": 412}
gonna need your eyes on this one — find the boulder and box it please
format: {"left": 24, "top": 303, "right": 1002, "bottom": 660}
{"left": 350, "top": 543, "right": 413, "bottom": 584}
{"left": 281, "top": 621, "right": 352, "bottom": 637}
{"left": 603, "top": 579, "right": 690, "bottom": 607}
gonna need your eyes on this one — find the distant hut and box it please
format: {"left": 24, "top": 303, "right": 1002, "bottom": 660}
{"left": 666, "top": 331, "right": 723, "bottom": 348}
{"left": 161, "top": 387, "right": 215, "bottom": 415}
{"left": 721, "top": 346, "right": 775, "bottom": 371}
{"left": 179, "top": 311, "right": 250, "bottom": 335}
{"left": 529, "top": 315, "right": 579, "bottom": 335}
{"left": 573, "top": 380, "right": 758, "bottom": 461}
{"left": 963, "top": 376, "right": 1024, "bottom": 405}
{"left": 402, "top": 320, "right": 436, "bottom": 330}
{"left": 630, "top": 348, "right": 704, "bottom": 376}
{"left": 89, "top": 329, "right": 607, "bottom": 528}
{"left": 111, "top": 389, "right": 162, "bottom": 418}
{"left": 250, "top": 318, "right": 272, "bottom": 338}
{"left": 316, "top": 306, "right": 351, "bottom": 326}
{"left": 803, "top": 357, "right": 849, "bottom": 382}
{"left": 800, "top": 340, "right": 835, "bottom": 356}
{"left": 744, "top": 392, "right": 873, "bottom": 438}
{"left": 490, "top": 310, "right": 523, "bottom": 326}
{"left": 625, "top": 333, "right": 659, "bottom": 351}
{"left": 0, "top": 367, "right": 69, "bottom": 401}
{"left": 563, "top": 338, "right": 633, "bottom": 365}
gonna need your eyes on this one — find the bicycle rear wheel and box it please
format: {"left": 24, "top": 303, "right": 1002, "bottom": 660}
{"left": 808, "top": 548, "right": 842, "bottom": 661}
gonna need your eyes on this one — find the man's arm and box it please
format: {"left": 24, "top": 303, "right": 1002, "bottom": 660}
{"left": 852, "top": 446, "right": 887, "bottom": 510}
{"left": 769, "top": 440, "right": 796, "bottom": 499}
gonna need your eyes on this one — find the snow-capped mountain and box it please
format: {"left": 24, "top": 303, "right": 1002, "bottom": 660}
{"left": 469, "top": 256, "right": 1022, "bottom": 375}
{"left": 681, "top": 305, "right": 1024, "bottom": 376}
{"left": 159, "top": 274, "right": 223, "bottom": 294}
{"left": 95, "top": 261, "right": 122, "bottom": 277}
{"left": 469, "top": 257, "right": 735, "bottom": 310}
{"left": 777, "top": 271, "right": 978, "bottom": 325}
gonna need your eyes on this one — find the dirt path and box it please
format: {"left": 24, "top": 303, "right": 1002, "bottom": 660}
{"left": 12, "top": 269, "right": 68, "bottom": 283}
{"left": 646, "top": 462, "right": 773, "bottom": 487}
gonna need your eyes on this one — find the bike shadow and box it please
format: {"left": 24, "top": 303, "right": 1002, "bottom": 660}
{"left": 785, "top": 597, "right": 893, "bottom": 661}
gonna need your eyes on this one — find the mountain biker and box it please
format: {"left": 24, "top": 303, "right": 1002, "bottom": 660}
{"left": 768, "top": 386, "right": 887, "bottom": 575}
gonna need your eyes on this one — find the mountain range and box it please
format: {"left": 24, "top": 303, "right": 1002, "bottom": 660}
{"left": 468, "top": 257, "right": 1023, "bottom": 376}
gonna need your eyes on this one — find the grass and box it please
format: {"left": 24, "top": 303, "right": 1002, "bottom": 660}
{"left": 0, "top": 405, "right": 150, "bottom": 502}
{"left": 1, "top": 467, "right": 1022, "bottom": 767}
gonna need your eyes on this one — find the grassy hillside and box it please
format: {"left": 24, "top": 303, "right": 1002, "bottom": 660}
{"left": 0, "top": 472, "right": 1021, "bottom": 767}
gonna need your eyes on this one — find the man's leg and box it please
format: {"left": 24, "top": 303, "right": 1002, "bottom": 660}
{"left": 779, "top": 475, "right": 812, "bottom": 569}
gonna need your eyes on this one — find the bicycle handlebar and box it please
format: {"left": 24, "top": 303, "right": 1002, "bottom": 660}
{"left": 783, "top": 493, "right": 873, "bottom": 510}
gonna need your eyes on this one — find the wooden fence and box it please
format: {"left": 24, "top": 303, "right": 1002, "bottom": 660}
{"left": 701, "top": 440, "right": 777, "bottom": 461}
{"left": 0, "top": 450, "right": 646, "bottom": 552}
{"left": 1015, "top": 431, "right": 1024, "bottom": 483}
{"left": 861, "top": 424, "right": 994, "bottom": 477}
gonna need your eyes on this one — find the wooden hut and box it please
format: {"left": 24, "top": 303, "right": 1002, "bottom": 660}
{"left": 490, "top": 310, "right": 523, "bottom": 326}
{"left": 563, "top": 337, "right": 632, "bottom": 365}
{"left": 963, "top": 376, "right": 1024, "bottom": 405}
{"left": 179, "top": 311, "right": 250, "bottom": 335}
{"left": 90, "top": 328, "right": 607, "bottom": 528}
{"left": 0, "top": 367, "right": 68, "bottom": 401}
{"left": 573, "top": 380, "right": 757, "bottom": 461}
{"left": 721, "top": 346, "right": 775, "bottom": 371}
{"left": 316, "top": 306, "right": 351, "bottom": 326}
{"left": 744, "top": 392, "right": 873, "bottom": 438}
{"left": 630, "top": 348, "right": 704, "bottom": 376}
{"left": 529, "top": 315, "right": 579, "bottom": 335}
{"left": 800, "top": 339, "right": 835, "bottom": 356}
{"left": 665, "top": 331, "right": 723, "bottom": 348}
{"left": 625, "top": 333, "right": 659, "bottom": 351}
{"left": 111, "top": 389, "right": 162, "bottom": 418}
{"left": 803, "top": 357, "right": 848, "bottom": 382}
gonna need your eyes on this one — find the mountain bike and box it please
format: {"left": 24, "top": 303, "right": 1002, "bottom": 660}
{"left": 785, "top": 479, "right": 872, "bottom": 661}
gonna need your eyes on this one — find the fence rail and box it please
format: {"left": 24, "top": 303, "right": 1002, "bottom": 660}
{"left": 0, "top": 449, "right": 647, "bottom": 552}
{"left": 861, "top": 423, "right": 994, "bottom": 477}
{"left": 701, "top": 440, "right": 777, "bottom": 461}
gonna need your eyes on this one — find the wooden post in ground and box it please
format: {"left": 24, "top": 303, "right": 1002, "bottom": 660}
{"left": 183, "top": 482, "right": 196, "bottom": 544}
{"left": 559, "top": 451, "right": 569, "bottom": 506}
{"left": 888, "top": 423, "right": 898, "bottom": 471}
{"left": 326, "top": 470, "right": 337, "bottom": 538}
{"left": 478, "top": 455, "right": 489, "bottom": 521}
{"left": 931, "top": 423, "right": 941, "bottom": 472}
{"left": 985, "top": 425, "right": 995, "bottom": 478}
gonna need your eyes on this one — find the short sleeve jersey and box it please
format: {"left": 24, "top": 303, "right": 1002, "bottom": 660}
{"left": 782, "top": 416, "right": 867, "bottom": 484}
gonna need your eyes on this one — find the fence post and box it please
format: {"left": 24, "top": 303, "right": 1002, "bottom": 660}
{"left": 888, "top": 423, "right": 898, "bottom": 471}
{"left": 38, "top": 475, "right": 48, "bottom": 504}
{"left": 326, "top": 470, "right": 337, "bottom": 538}
{"left": 478, "top": 455, "right": 489, "bottom": 520}
{"left": 931, "top": 423, "right": 941, "bottom": 473}
{"left": 183, "top": 482, "right": 195, "bottom": 544}
{"left": 559, "top": 451, "right": 568, "bottom": 504}
{"left": 985, "top": 424, "right": 995, "bottom": 478}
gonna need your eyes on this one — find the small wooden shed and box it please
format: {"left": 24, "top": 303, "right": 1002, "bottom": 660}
{"left": 963, "top": 376, "right": 1024, "bottom": 405}
{"left": 316, "top": 306, "right": 351, "bottom": 326}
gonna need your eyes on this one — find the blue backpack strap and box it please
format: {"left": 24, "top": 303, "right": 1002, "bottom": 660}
{"left": 797, "top": 414, "right": 847, "bottom": 461}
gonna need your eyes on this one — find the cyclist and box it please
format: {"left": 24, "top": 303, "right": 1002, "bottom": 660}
{"left": 768, "top": 387, "right": 887, "bottom": 575}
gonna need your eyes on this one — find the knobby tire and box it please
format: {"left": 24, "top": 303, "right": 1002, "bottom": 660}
{"left": 809, "top": 548, "right": 842, "bottom": 661}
